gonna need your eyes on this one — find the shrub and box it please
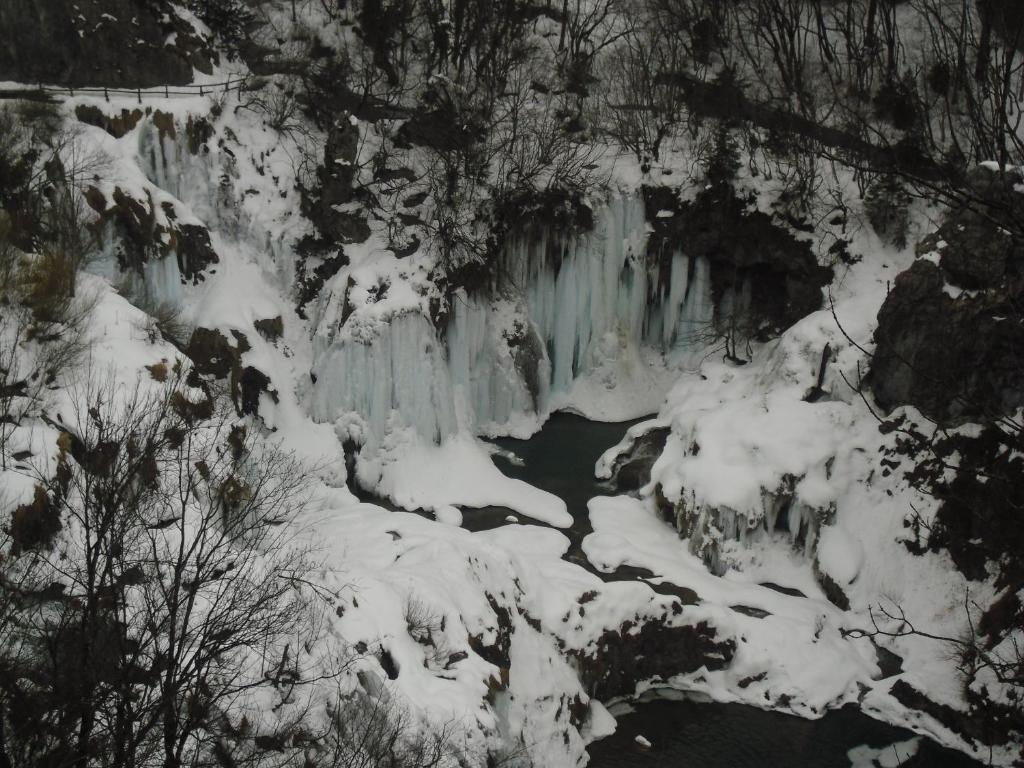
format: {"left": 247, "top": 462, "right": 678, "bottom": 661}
{"left": 864, "top": 174, "right": 911, "bottom": 249}
{"left": 187, "top": 0, "right": 255, "bottom": 57}
{"left": 705, "top": 122, "right": 741, "bottom": 188}
{"left": 20, "top": 249, "right": 74, "bottom": 327}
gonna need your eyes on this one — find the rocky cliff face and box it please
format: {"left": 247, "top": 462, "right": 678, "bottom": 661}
{"left": 643, "top": 184, "right": 832, "bottom": 338}
{"left": 872, "top": 167, "right": 1024, "bottom": 425}
{"left": 0, "top": 0, "right": 211, "bottom": 87}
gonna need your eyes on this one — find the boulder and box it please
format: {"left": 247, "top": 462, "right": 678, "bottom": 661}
{"left": 871, "top": 259, "right": 1024, "bottom": 424}
{"left": 604, "top": 426, "right": 670, "bottom": 492}
{"left": 185, "top": 328, "right": 277, "bottom": 418}
{"left": 920, "top": 164, "right": 1024, "bottom": 290}
{"left": 575, "top": 616, "right": 734, "bottom": 700}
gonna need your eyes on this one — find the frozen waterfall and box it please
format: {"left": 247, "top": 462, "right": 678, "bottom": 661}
{"left": 312, "top": 192, "right": 724, "bottom": 443}
{"left": 311, "top": 310, "right": 458, "bottom": 444}
{"left": 444, "top": 194, "right": 717, "bottom": 428}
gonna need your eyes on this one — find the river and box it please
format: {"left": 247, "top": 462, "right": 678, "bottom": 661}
{"left": 485, "top": 413, "right": 986, "bottom": 768}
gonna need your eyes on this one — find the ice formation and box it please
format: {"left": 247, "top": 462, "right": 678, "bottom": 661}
{"left": 312, "top": 310, "right": 458, "bottom": 444}
{"left": 458, "top": 194, "right": 718, "bottom": 416}
{"left": 313, "top": 192, "right": 724, "bottom": 444}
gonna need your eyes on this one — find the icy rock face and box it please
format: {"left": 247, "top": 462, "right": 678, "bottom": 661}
{"left": 136, "top": 115, "right": 235, "bottom": 238}
{"left": 494, "top": 194, "right": 716, "bottom": 388}
{"left": 665, "top": 477, "right": 834, "bottom": 576}
{"left": 87, "top": 183, "right": 217, "bottom": 306}
{"left": 131, "top": 112, "right": 298, "bottom": 295}
{"left": 446, "top": 296, "right": 549, "bottom": 432}
{"left": 87, "top": 113, "right": 225, "bottom": 309}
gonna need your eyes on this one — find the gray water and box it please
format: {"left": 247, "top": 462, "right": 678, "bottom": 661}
{"left": 588, "top": 699, "right": 986, "bottom": 767}
{"left": 484, "top": 413, "right": 987, "bottom": 768}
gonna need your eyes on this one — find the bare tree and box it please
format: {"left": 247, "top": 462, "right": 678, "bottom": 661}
{"left": 0, "top": 365, "right": 316, "bottom": 768}
{"left": 315, "top": 690, "right": 456, "bottom": 768}
{"left": 596, "top": 14, "right": 690, "bottom": 166}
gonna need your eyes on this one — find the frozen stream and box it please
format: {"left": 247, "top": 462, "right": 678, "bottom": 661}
{"left": 484, "top": 413, "right": 985, "bottom": 768}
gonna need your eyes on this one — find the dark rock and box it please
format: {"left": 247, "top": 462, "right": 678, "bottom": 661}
{"left": 9, "top": 484, "right": 61, "bottom": 556}
{"left": 330, "top": 212, "right": 372, "bottom": 245}
{"left": 254, "top": 734, "right": 285, "bottom": 752}
{"left": 390, "top": 233, "right": 421, "bottom": 259}
{"left": 403, "top": 190, "right": 429, "bottom": 208}
{"left": 185, "top": 115, "right": 215, "bottom": 155}
{"left": 921, "top": 224, "right": 1014, "bottom": 291}
{"left": 444, "top": 650, "right": 468, "bottom": 668}
{"left": 375, "top": 166, "right": 417, "bottom": 184}
{"left": 75, "top": 105, "right": 144, "bottom": 139}
{"left": 468, "top": 594, "right": 514, "bottom": 673}
{"left": 379, "top": 648, "right": 399, "bottom": 680}
{"left": 320, "top": 120, "right": 359, "bottom": 209}
{"left": 295, "top": 238, "right": 348, "bottom": 316}
{"left": 237, "top": 366, "right": 278, "bottom": 417}
{"left": 813, "top": 559, "right": 850, "bottom": 611}
{"left": 605, "top": 427, "right": 670, "bottom": 492}
{"left": 301, "top": 118, "right": 370, "bottom": 247}
{"left": 575, "top": 616, "right": 734, "bottom": 700}
{"left": 186, "top": 328, "right": 239, "bottom": 379}
{"left": 174, "top": 224, "right": 219, "bottom": 284}
{"left": 738, "top": 671, "right": 768, "bottom": 688}
{"left": 642, "top": 185, "right": 831, "bottom": 335}
{"left": 872, "top": 642, "right": 903, "bottom": 679}
{"left": 0, "top": 0, "right": 212, "bottom": 88}
{"left": 185, "top": 328, "right": 277, "bottom": 419}
{"left": 889, "top": 679, "right": 1022, "bottom": 746}
{"left": 395, "top": 105, "right": 483, "bottom": 153}
{"left": 916, "top": 165, "right": 1024, "bottom": 290}
{"left": 731, "top": 604, "right": 772, "bottom": 619}
{"left": 759, "top": 582, "right": 807, "bottom": 598}
{"left": 86, "top": 185, "right": 218, "bottom": 284}
{"left": 254, "top": 316, "right": 284, "bottom": 342}
{"left": 871, "top": 259, "right": 1024, "bottom": 424}
{"left": 614, "top": 459, "right": 652, "bottom": 492}
{"left": 504, "top": 320, "right": 546, "bottom": 410}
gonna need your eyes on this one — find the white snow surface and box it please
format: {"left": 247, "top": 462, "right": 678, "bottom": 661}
{"left": 358, "top": 430, "right": 571, "bottom": 527}
{"left": 2, "top": 84, "right": 1013, "bottom": 768}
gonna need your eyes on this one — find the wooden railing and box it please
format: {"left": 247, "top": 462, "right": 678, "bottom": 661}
{"left": 0, "top": 77, "right": 250, "bottom": 102}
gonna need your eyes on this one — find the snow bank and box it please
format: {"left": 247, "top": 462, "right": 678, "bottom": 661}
{"left": 358, "top": 431, "right": 571, "bottom": 527}
{"left": 584, "top": 495, "right": 878, "bottom": 714}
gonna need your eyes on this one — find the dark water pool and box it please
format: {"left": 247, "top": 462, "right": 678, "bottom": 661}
{"left": 477, "top": 412, "right": 644, "bottom": 534}
{"left": 586, "top": 699, "right": 987, "bottom": 768}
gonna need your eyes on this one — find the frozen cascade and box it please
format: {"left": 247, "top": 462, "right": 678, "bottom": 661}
{"left": 312, "top": 192, "right": 740, "bottom": 444}
{"left": 134, "top": 118, "right": 298, "bottom": 297}
{"left": 446, "top": 296, "right": 550, "bottom": 433}
{"left": 137, "top": 121, "right": 221, "bottom": 228}
{"left": 444, "top": 194, "right": 719, "bottom": 428}
{"left": 678, "top": 495, "right": 829, "bottom": 576}
{"left": 311, "top": 311, "right": 458, "bottom": 445}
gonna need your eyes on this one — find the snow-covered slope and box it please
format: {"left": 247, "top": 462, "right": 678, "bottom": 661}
{"left": 1, "top": 40, "right": 1017, "bottom": 763}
